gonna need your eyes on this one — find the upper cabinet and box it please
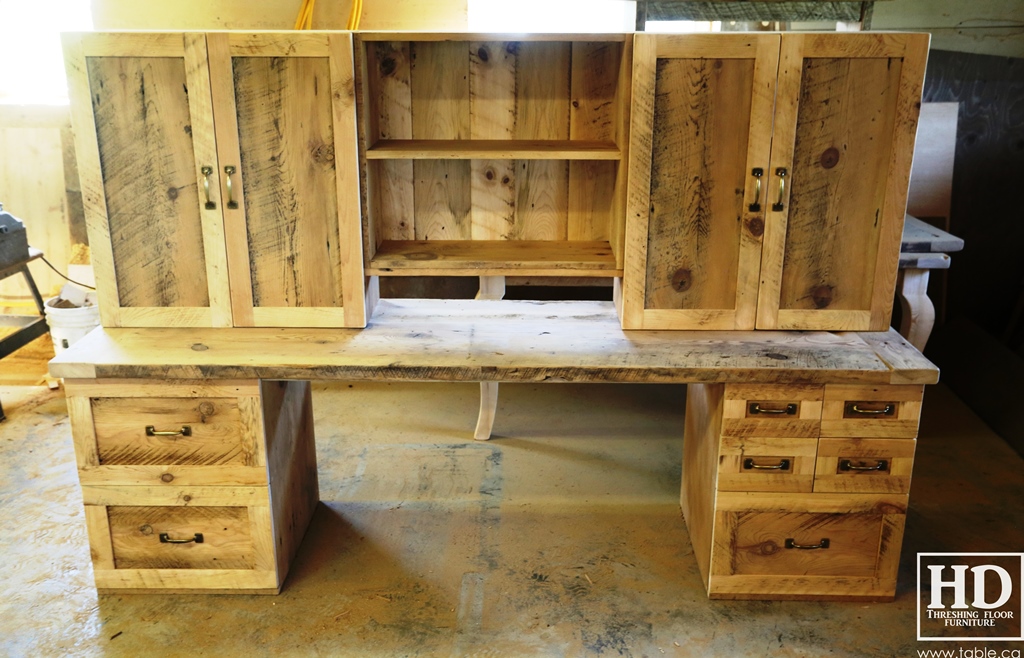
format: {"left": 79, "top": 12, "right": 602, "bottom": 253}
{"left": 65, "top": 32, "right": 367, "bottom": 328}
{"left": 65, "top": 33, "right": 233, "bottom": 328}
{"left": 354, "top": 34, "right": 632, "bottom": 279}
{"left": 622, "top": 32, "right": 928, "bottom": 331}
{"left": 206, "top": 33, "right": 365, "bottom": 328}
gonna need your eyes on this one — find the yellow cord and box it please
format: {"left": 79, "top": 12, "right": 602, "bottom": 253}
{"left": 294, "top": 0, "right": 315, "bottom": 30}
{"left": 346, "top": 0, "right": 362, "bottom": 30}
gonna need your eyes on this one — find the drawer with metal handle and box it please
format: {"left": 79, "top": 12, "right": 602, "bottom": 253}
{"left": 814, "top": 437, "right": 916, "bottom": 493}
{"left": 717, "top": 436, "right": 817, "bottom": 493}
{"left": 721, "top": 384, "right": 824, "bottom": 438}
{"left": 820, "top": 385, "right": 924, "bottom": 438}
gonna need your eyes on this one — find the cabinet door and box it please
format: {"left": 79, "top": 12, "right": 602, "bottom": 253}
{"left": 207, "top": 33, "right": 366, "bottom": 328}
{"left": 621, "top": 34, "right": 779, "bottom": 330}
{"left": 756, "top": 33, "right": 929, "bottom": 331}
{"left": 64, "top": 33, "right": 232, "bottom": 327}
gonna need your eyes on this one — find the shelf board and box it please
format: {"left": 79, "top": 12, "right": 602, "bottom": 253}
{"left": 367, "top": 240, "right": 621, "bottom": 277}
{"left": 365, "top": 140, "right": 621, "bottom": 161}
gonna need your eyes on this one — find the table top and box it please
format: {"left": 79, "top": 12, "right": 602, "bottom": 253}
{"left": 49, "top": 299, "right": 938, "bottom": 385}
{"left": 901, "top": 215, "right": 964, "bottom": 254}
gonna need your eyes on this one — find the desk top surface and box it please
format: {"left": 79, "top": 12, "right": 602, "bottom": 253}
{"left": 50, "top": 300, "right": 938, "bottom": 385}
{"left": 901, "top": 215, "right": 964, "bottom": 254}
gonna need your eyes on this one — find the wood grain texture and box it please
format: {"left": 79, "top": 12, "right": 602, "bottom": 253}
{"left": 469, "top": 41, "right": 517, "bottom": 240}
{"left": 107, "top": 505, "right": 254, "bottom": 570}
{"left": 568, "top": 42, "right": 622, "bottom": 242}
{"left": 90, "top": 397, "right": 249, "bottom": 466}
{"left": 716, "top": 436, "right": 817, "bottom": 494}
{"left": 514, "top": 42, "right": 570, "bottom": 241}
{"left": 50, "top": 302, "right": 935, "bottom": 385}
{"left": 92, "top": 568, "right": 278, "bottom": 593}
{"left": 721, "top": 383, "right": 823, "bottom": 438}
{"left": 814, "top": 437, "right": 916, "bottom": 494}
{"left": 368, "top": 240, "right": 617, "bottom": 276}
{"left": 681, "top": 383, "right": 723, "bottom": 592}
{"left": 232, "top": 54, "right": 343, "bottom": 309}
{"left": 820, "top": 383, "right": 924, "bottom": 438}
{"left": 645, "top": 57, "right": 751, "bottom": 313}
{"left": 81, "top": 485, "right": 269, "bottom": 507}
{"left": 411, "top": 40, "right": 471, "bottom": 240}
{"left": 261, "top": 380, "right": 319, "bottom": 581}
{"left": 778, "top": 56, "right": 901, "bottom": 314}
{"left": 87, "top": 55, "right": 210, "bottom": 310}
{"left": 367, "top": 41, "right": 414, "bottom": 242}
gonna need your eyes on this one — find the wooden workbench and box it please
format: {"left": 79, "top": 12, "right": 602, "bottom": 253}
{"left": 50, "top": 299, "right": 937, "bottom": 600}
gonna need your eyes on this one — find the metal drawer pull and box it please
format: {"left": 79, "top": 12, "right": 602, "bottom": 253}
{"left": 840, "top": 459, "right": 888, "bottom": 472}
{"left": 145, "top": 425, "right": 192, "bottom": 437}
{"left": 772, "top": 167, "right": 787, "bottom": 211}
{"left": 785, "top": 538, "right": 829, "bottom": 550}
{"left": 744, "top": 458, "right": 790, "bottom": 471}
{"left": 749, "top": 402, "right": 797, "bottom": 415}
{"left": 848, "top": 403, "right": 895, "bottom": 416}
{"left": 159, "top": 533, "right": 203, "bottom": 544}
{"left": 224, "top": 165, "right": 239, "bottom": 209}
{"left": 749, "top": 168, "right": 763, "bottom": 211}
{"left": 201, "top": 166, "right": 215, "bottom": 209}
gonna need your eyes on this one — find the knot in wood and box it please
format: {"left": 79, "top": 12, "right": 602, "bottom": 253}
{"left": 477, "top": 46, "right": 489, "bottom": 62}
{"left": 747, "top": 217, "right": 764, "bottom": 238}
{"left": 161, "top": 473, "right": 174, "bottom": 483}
{"left": 758, "top": 540, "right": 780, "bottom": 556}
{"left": 379, "top": 56, "right": 397, "bottom": 77}
{"left": 139, "top": 524, "right": 154, "bottom": 535}
{"left": 311, "top": 141, "right": 335, "bottom": 165}
{"left": 811, "top": 285, "right": 834, "bottom": 309}
{"left": 671, "top": 268, "right": 692, "bottom": 293}
{"left": 166, "top": 187, "right": 179, "bottom": 201}
{"left": 198, "top": 401, "right": 215, "bottom": 417}
{"left": 820, "top": 147, "right": 840, "bottom": 169}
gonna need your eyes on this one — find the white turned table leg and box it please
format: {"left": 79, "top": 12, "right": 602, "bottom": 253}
{"left": 897, "top": 268, "right": 935, "bottom": 351}
{"left": 474, "top": 276, "right": 506, "bottom": 440}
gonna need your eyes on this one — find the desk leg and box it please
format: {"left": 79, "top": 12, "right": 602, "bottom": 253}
{"left": 897, "top": 268, "right": 935, "bottom": 351}
{"left": 474, "top": 276, "right": 506, "bottom": 441}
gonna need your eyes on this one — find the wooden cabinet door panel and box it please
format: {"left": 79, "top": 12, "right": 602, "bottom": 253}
{"left": 623, "top": 34, "right": 779, "bottom": 329}
{"left": 757, "top": 33, "right": 929, "bottom": 330}
{"left": 208, "top": 32, "right": 365, "bottom": 328}
{"left": 64, "top": 33, "right": 232, "bottom": 327}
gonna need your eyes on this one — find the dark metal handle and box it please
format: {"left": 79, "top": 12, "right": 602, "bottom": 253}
{"left": 224, "top": 165, "right": 239, "bottom": 209}
{"left": 847, "top": 403, "right": 895, "bottom": 416}
{"left": 840, "top": 459, "right": 888, "bottom": 472}
{"left": 749, "top": 402, "right": 797, "bottom": 415}
{"left": 159, "top": 533, "right": 203, "bottom": 544}
{"left": 772, "top": 168, "right": 787, "bottom": 211}
{"left": 146, "top": 425, "right": 192, "bottom": 437}
{"left": 744, "top": 458, "right": 790, "bottom": 471}
{"left": 785, "top": 538, "right": 829, "bottom": 550}
{"left": 749, "top": 168, "right": 763, "bottom": 212}
{"left": 201, "top": 166, "right": 216, "bottom": 209}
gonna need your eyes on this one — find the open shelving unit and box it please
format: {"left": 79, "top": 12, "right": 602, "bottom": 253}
{"left": 355, "top": 33, "right": 632, "bottom": 278}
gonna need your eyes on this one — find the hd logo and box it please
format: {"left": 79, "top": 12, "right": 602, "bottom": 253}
{"left": 918, "top": 553, "right": 1024, "bottom": 641}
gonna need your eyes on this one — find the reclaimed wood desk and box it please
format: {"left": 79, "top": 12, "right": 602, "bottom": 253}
{"left": 49, "top": 299, "right": 938, "bottom": 600}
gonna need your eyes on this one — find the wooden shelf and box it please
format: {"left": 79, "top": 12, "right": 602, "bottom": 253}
{"left": 367, "top": 240, "right": 621, "bottom": 277}
{"left": 365, "top": 140, "right": 621, "bottom": 160}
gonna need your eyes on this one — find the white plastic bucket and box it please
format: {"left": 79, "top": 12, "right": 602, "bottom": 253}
{"left": 44, "top": 297, "right": 100, "bottom": 354}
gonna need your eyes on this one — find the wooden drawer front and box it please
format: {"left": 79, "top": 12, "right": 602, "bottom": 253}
{"left": 107, "top": 506, "right": 254, "bottom": 570}
{"left": 721, "top": 510, "right": 884, "bottom": 578}
{"left": 717, "top": 437, "right": 817, "bottom": 493}
{"left": 92, "top": 397, "right": 252, "bottom": 466}
{"left": 814, "top": 438, "right": 915, "bottom": 494}
{"left": 722, "top": 384, "right": 823, "bottom": 438}
{"left": 821, "top": 385, "right": 924, "bottom": 438}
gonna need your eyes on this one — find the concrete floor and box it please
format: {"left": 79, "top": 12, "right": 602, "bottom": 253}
{"left": 0, "top": 376, "right": 1022, "bottom": 657}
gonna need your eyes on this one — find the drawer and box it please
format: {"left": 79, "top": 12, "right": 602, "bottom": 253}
{"left": 107, "top": 505, "right": 256, "bottom": 570}
{"left": 814, "top": 438, "right": 915, "bottom": 494}
{"left": 710, "top": 493, "right": 907, "bottom": 583}
{"left": 722, "top": 384, "right": 823, "bottom": 438}
{"left": 717, "top": 436, "right": 817, "bottom": 493}
{"left": 91, "top": 397, "right": 253, "bottom": 466}
{"left": 820, "top": 384, "right": 924, "bottom": 438}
